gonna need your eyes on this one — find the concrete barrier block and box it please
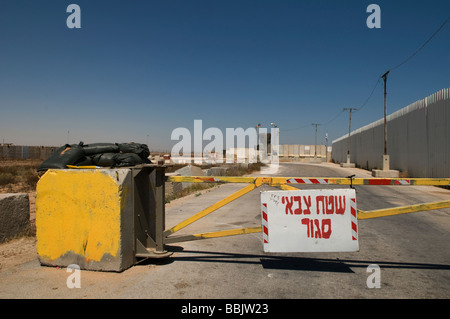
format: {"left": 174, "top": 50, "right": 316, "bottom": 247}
{"left": 0, "top": 193, "right": 30, "bottom": 243}
{"left": 206, "top": 167, "right": 227, "bottom": 176}
{"left": 176, "top": 165, "right": 204, "bottom": 177}
{"left": 36, "top": 169, "right": 134, "bottom": 272}
{"left": 175, "top": 165, "right": 205, "bottom": 189}
{"left": 165, "top": 172, "right": 182, "bottom": 195}
{"left": 372, "top": 169, "right": 399, "bottom": 178}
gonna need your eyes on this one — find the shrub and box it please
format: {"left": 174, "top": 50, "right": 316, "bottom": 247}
{"left": 0, "top": 172, "right": 16, "bottom": 186}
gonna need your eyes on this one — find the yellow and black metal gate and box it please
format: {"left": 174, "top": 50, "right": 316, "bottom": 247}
{"left": 35, "top": 164, "right": 450, "bottom": 271}
{"left": 161, "top": 175, "right": 450, "bottom": 249}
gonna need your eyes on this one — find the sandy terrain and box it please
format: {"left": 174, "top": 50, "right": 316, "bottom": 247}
{"left": 0, "top": 159, "right": 39, "bottom": 273}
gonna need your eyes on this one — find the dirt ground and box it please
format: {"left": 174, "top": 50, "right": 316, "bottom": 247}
{"left": 0, "top": 191, "right": 36, "bottom": 274}
{"left": 0, "top": 159, "right": 39, "bottom": 273}
{"left": 0, "top": 237, "right": 37, "bottom": 273}
{"left": 0, "top": 193, "right": 37, "bottom": 272}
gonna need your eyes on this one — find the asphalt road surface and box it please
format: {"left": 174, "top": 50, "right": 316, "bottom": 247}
{"left": 1, "top": 162, "right": 449, "bottom": 301}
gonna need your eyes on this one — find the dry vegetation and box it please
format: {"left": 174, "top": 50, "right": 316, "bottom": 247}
{"left": 0, "top": 159, "right": 41, "bottom": 241}
{"left": 0, "top": 159, "right": 41, "bottom": 192}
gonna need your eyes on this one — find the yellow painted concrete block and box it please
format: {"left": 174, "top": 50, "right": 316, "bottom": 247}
{"left": 36, "top": 169, "right": 134, "bottom": 272}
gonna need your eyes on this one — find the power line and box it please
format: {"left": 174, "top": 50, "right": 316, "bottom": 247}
{"left": 376, "top": 17, "right": 449, "bottom": 157}
{"left": 355, "top": 78, "right": 381, "bottom": 112}
{"left": 357, "top": 16, "right": 449, "bottom": 113}
{"left": 280, "top": 16, "right": 449, "bottom": 134}
{"left": 388, "top": 16, "right": 449, "bottom": 72}
{"left": 282, "top": 107, "right": 345, "bottom": 132}
{"left": 321, "top": 109, "right": 345, "bottom": 126}
{"left": 282, "top": 122, "right": 312, "bottom": 132}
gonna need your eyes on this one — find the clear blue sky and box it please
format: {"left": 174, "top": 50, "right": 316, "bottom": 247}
{"left": 1, "top": 0, "right": 449, "bottom": 151}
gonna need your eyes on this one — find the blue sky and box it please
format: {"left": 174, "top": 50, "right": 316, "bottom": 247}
{"left": 0, "top": 0, "right": 449, "bottom": 151}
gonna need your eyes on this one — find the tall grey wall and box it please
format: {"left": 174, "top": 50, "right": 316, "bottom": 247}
{"left": 332, "top": 88, "right": 450, "bottom": 178}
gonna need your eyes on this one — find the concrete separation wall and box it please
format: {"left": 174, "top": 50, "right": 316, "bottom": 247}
{"left": 279, "top": 144, "right": 331, "bottom": 162}
{"left": 332, "top": 88, "right": 450, "bottom": 177}
{"left": 0, "top": 193, "right": 30, "bottom": 243}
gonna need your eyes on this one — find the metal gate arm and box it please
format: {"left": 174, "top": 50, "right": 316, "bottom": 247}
{"left": 357, "top": 200, "right": 450, "bottom": 219}
{"left": 167, "top": 176, "right": 257, "bottom": 183}
{"left": 165, "top": 226, "right": 262, "bottom": 244}
{"left": 164, "top": 183, "right": 257, "bottom": 237}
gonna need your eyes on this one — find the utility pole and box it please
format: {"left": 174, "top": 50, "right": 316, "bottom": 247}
{"left": 372, "top": 70, "right": 398, "bottom": 177}
{"left": 381, "top": 70, "right": 389, "bottom": 156}
{"left": 343, "top": 108, "right": 358, "bottom": 163}
{"left": 312, "top": 123, "right": 321, "bottom": 158}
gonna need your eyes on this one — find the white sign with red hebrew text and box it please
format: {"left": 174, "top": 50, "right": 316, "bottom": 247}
{"left": 261, "top": 189, "right": 358, "bottom": 252}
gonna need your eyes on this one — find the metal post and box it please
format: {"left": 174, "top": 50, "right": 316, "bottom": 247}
{"left": 134, "top": 164, "right": 172, "bottom": 259}
{"left": 154, "top": 167, "right": 166, "bottom": 253}
{"left": 312, "top": 123, "right": 320, "bottom": 157}
{"left": 344, "top": 108, "right": 358, "bottom": 162}
{"left": 381, "top": 71, "right": 389, "bottom": 156}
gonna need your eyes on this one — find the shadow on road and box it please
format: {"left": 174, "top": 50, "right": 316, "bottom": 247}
{"left": 137, "top": 248, "right": 450, "bottom": 273}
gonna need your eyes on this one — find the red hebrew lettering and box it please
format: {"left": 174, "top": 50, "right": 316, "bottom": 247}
{"left": 335, "top": 196, "right": 346, "bottom": 214}
{"left": 283, "top": 196, "right": 294, "bottom": 214}
{"left": 316, "top": 196, "right": 326, "bottom": 214}
{"left": 294, "top": 196, "right": 302, "bottom": 214}
{"left": 317, "top": 196, "right": 338, "bottom": 214}
{"left": 322, "top": 219, "right": 332, "bottom": 239}
{"left": 314, "top": 219, "right": 322, "bottom": 238}
{"left": 303, "top": 196, "right": 311, "bottom": 214}
{"left": 326, "top": 195, "right": 334, "bottom": 214}
{"left": 301, "top": 218, "right": 332, "bottom": 239}
{"left": 301, "top": 218, "right": 310, "bottom": 237}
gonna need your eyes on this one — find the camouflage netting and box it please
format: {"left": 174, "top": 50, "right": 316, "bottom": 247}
{"left": 37, "top": 142, "right": 151, "bottom": 172}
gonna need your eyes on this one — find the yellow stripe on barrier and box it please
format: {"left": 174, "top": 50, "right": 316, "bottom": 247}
{"left": 357, "top": 200, "right": 450, "bottom": 220}
{"left": 277, "top": 184, "right": 300, "bottom": 191}
{"left": 167, "top": 176, "right": 450, "bottom": 186}
{"left": 192, "top": 226, "right": 262, "bottom": 239}
{"left": 66, "top": 165, "right": 100, "bottom": 169}
{"left": 167, "top": 176, "right": 257, "bottom": 183}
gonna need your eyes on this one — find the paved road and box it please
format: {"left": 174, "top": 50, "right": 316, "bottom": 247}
{"left": 1, "top": 162, "right": 449, "bottom": 301}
